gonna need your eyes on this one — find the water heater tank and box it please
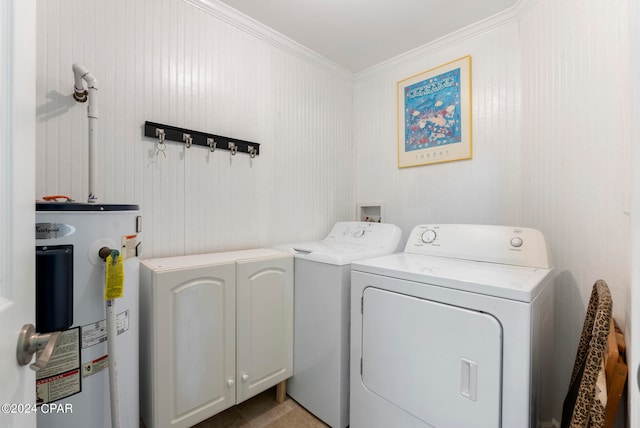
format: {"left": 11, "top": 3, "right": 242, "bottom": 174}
{"left": 35, "top": 202, "right": 141, "bottom": 428}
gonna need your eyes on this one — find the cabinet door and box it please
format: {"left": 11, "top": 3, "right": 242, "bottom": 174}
{"left": 236, "top": 255, "right": 293, "bottom": 403}
{"left": 154, "top": 263, "right": 236, "bottom": 428}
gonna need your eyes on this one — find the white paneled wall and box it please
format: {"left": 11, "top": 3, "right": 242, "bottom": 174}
{"left": 36, "top": 0, "right": 354, "bottom": 258}
{"left": 520, "top": 0, "right": 631, "bottom": 423}
{"left": 354, "top": 21, "right": 524, "bottom": 243}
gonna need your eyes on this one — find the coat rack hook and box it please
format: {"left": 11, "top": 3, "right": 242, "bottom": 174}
{"left": 183, "top": 133, "right": 192, "bottom": 148}
{"left": 228, "top": 142, "right": 238, "bottom": 155}
{"left": 248, "top": 145, "right": 256, "bottom": 159}
{"left": 207, "top": 138, "right": 216, "bottom": 152}
{"left": 155, "top": 128, "right": 167, "bottom": 157}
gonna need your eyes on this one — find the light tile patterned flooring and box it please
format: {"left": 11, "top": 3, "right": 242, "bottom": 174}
{"left": 192, "top": 387, "right": 329, "bottom": 428}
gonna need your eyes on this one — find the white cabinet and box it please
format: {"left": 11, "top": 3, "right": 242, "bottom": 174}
{"left": 140, "top": 249, "right": 293, "bottom": 428}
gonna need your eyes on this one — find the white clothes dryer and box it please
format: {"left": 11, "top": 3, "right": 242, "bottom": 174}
{"left": 350, "top": 224, "right": 554, "bottom": 428}
{"left": 277, "top": 221, "right": 401, "bottom": 428}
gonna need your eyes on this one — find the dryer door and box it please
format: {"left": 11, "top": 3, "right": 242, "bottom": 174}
{"left": 361, "top": 287, "right": 503, "bottom": 427}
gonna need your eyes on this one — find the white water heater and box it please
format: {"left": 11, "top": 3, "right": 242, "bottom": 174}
{"left": 35, "top": 202, "right": 141, "bottom": 428}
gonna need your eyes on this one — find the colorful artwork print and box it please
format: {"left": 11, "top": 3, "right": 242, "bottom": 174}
{"left": 397, "top": 55, "right": 471, "bottom": 168}
{"left": 404, "top": 68, "right": 461, "bottom": 151}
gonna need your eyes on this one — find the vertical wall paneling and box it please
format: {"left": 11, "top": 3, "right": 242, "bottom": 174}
{"left": 520, "top": 0, "right": 632, "bottom": 422}
{"left": 36, "top": 0, "right": 354, "bottom": 258}
{"left": 354, "top": 22, "right": 524, "bottom": 239}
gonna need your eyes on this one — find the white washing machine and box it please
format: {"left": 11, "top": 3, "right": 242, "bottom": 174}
{"left": 350, "top": 224, "right": 554, "bottom": 428}
{"left": 277, "top": 221, "right": 402, "bottom": 428}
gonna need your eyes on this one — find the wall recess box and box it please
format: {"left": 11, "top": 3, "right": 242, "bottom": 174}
{"left": 357, "top": 202, "right": 384, "bottom": 223}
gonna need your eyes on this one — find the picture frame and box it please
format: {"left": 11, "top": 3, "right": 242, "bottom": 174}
{"left": 397, "top": 55, "right": 472, "bottom": 168}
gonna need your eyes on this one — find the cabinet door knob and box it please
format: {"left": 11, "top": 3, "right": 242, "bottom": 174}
{"left": 227, "top": 378, "right": 235, "bottom": 387}
{"left": 241, "top": 373, "right": 249, "bottom": 382}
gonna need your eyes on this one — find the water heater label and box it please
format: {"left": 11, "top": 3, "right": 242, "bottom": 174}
{"left": 80, "top": 310, "right": 130, "bottom": 349}
{"left": 121, "top": 234, "right": 138, "bottom": 259}
{"left": 82, "top": 354, "right": 109, "bottom": 378}
{"left": 35, "top": 328, "right": 81, "bottom": 404}
{"left": 35, "top": 223, "right": 76, "bottom": 240}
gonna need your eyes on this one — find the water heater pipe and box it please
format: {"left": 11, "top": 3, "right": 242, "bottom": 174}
{"left": 105, "top": 299, "right": 120, "bottom": 428}
{"left": 72, "top": 63, "right": 99, "bottom": 204}
{"left": 99, "top": 247, "right": 121, "bottom": 428}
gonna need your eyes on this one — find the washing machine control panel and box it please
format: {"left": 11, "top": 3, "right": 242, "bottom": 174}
{"left": 325, "top": 221, "right": 402, "bottom": 249}
{"left": 352, "top": 229, "right": 366, "bottom": 238}
{"left": 405, "top": 224, "right": 551, "bottom": 269}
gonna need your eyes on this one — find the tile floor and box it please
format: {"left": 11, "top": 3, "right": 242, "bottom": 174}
{"left": 192, "top": 387, "right": 329, "bottom": 428}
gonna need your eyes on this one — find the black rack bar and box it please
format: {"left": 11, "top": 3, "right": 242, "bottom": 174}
{"left": 144, "top": 121, "right": 260, "bottom": 157}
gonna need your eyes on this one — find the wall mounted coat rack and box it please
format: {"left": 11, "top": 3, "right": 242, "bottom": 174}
{"left": 144, "top": 121, "right": 260, "bottom": 157}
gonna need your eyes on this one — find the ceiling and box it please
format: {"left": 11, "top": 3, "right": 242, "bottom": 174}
{"left": 217, "top": 0, "right": 518, "bottom": 73}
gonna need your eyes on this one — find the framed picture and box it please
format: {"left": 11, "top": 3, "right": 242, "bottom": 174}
{"left": 397, "top": 55, "right": 472, "bottom": 168}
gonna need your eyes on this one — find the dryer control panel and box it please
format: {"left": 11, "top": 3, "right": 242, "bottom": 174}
{"left": 405, "top": 224, "right": 551, "bottom": 269}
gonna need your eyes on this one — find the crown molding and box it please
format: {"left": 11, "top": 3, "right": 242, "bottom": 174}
{"left": 355, "top": 0, "right": 539, "bottom": 79}
{"left": 511, "top": 0, "right": 540, "bottom": 19}
{"left": 183, "top": 0, "right": 355, "bottom": 82}
{"left": 184, "top": 0, "right": 540, "bottom": 82}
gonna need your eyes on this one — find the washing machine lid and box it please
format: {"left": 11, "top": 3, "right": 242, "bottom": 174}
{"left": 351, "top": 252, "right": 553, "bottom": 302}
{"left": 275, "top": 221, "right": 402, "bottom": 265}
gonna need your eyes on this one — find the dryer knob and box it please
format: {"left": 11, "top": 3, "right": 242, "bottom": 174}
{"left": 352, "top": 229, "right": 366, "bottom": 238}
{"left": 421, "top": 230, "right": 437, "bottom": 244}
